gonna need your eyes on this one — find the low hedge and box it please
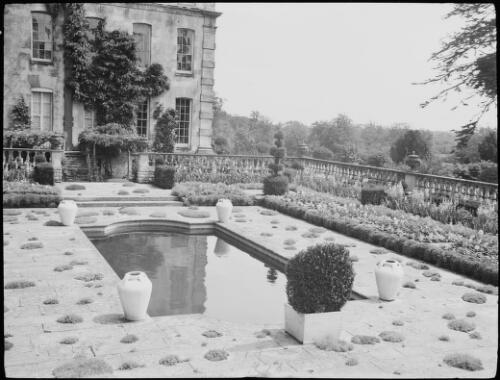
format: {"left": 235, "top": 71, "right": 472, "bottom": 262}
{"left": 3, "top": 181, "right": 61, "bottom": 208}
{"left": 259, "top": 196, "right": 498, "bottom": 285}
{"left": 171, "top": 182, "right": 255, "bottom": 206}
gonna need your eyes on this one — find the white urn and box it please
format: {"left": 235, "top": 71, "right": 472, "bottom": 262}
{"left": 374, "top": 259, "right": 404, "bottom": 301}
{"left": 216, "top": 198, "right": 233, "bottom": 223}
{"left": 57, "top": 200, "right": 78, "bottom": 226}
{"left": 117, "top": 271, "right": 152, "bottom": 321}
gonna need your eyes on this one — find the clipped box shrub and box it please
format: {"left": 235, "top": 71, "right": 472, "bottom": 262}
{"left": 286, "top": 242, "right": 354, "bottom": 313}
{"left": 263, "top": 175, "right": 289, "bottom": 196}
{"left": 33, "top": 162, "right": 54, "bottom": 185}
{"left": 360, "top": 184, "right": 386, "bottom": 205}
{"left": 154, "top": 165, "right": 176, "bottom": 189}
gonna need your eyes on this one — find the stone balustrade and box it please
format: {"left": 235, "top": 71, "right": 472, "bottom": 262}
{"left": 3, "top": 147, "right": 63, "bottom": 183}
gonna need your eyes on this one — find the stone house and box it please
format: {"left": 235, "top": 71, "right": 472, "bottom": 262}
{"left": 3, "top": 3, "right": 220, "bottom": 157}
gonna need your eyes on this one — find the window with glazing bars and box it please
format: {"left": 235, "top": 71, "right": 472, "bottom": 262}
{"left": 84, "top": 107, "right": 95, "bottom": 129}
{"left": 136, "top": 100, "right": 149, "bottom": 137}
{"left": 175, "top": 98, "right": 191, "bottom": 144}
{"left": 32, "top": 13, "right": 53, "bottom": 60}
{"left": 177, "top": 29, "right": 194, "bottom": 72}
{"left": 31, "top": 91, "right": 53, "bottom": 131}
{"left": 133, "top": 23, "right": 151, "bottom": 67}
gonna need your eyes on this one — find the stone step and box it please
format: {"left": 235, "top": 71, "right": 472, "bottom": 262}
{"left": 76, "top": 200, "right": 183, "bottom": 207}
{"left": 64, "top": 196, "right": 179, "bottom": 202}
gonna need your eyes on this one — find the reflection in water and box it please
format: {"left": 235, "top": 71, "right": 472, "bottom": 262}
{"left": 92, "top": 232, "right": 286, "bottom": 324}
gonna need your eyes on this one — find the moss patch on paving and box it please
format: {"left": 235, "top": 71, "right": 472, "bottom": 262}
{"left": 57, "top": 314, "right": 83, "bottom": 324}
{"left": 102, "top": 209, "right": 116, "bottom": 216}
{"left": 452, "top": 280, "right": 464, "bottom": 286}
{"left": 21, "top": 241, "right": 44, "bottom": 249}
{"left": 118, "top": 207, "right": 139, "bottom": 215}
{"left": 379, "top": 331, "right": 404, "bottom": 343}
{"left": 406, "top": 261, "right": 430, "bottom": 270}
{"left": 122, "top": 182, "right": 136, "bottom": 187}
{"left": 4, "top": 210, "right": 23, "bottom": 216}
{"left": 461, "top": 292, "right": 487, "bottom": 304}
{"left": 403, "top": 281, "right": 416, "bottom": 289}
{"left": 77, "top": 211, "right": 99, "bottom": 218}
{"left": 283, "top": 239, "right": 296, "bottom": 246}
{"left": 5, "top": 340, "right": 14, "bottom": 350}
{"left": 117, "top": 190, "right": 129, "bottom": 196}
{"left": 202, "top": 330, "right": 222, "bottom": 338}
{"left": 323, "top": 236, "right": 336, "bottom": 241}
{"left": 64, "top": 251, "right": 74, "bottom": 256}
{"left": 70, "top": 260, "right": 88, "bottom": 266}
{"left": 270, "top": 219, "right": 280, "bottom": 224}
{"left": 254, "top": 329, "right": 271, "bottom": 338}
{"left": 120, "top": 334, "right": 138, "bottom": 344}
{"left": 314, "top": 337, "right": 353, "bottom": 352}
{"left": 118, "top": 361, "right": 145, "bottom": 370}
{"left": 469, "top": 331, "right": 482, "bottom": 340}
{"left": 204, "top": 349, "right": 229, "bottom": 361}
{"left": 132, "top": 188, "right": 149, "bottom": 194}
{"left": 448, "top": 319, "right": 475, "bottom": 333}
{"left": 75, "top": 216, "right": 98, "bottom": 224}
{"left": 443, "top": 354, "right": 483, "bottom": 371}
{"left": 60, "top": 336, "right": 79, "bottom": 345}
{"left": 392, "top": 320, "right": 404, "bottom": 326}
{"left": 178, "top": 209, "right": 210, "bottom": 218}
{"left": 285, "top": 225, "right": 297, "bottom": 231}
{"left": 301, "top": 232, "right": 319, "bottom": 239}
{"left": 442, "top": 312, "right": 456, "bottom": 320}
{"left": 438, "top": 335, "right": 450, "bottom": 342}
{"left": 370, "top": 248, "right": 388, "bottom": 255}
{"left": 4, "top": 240, "right": 10, "bottom": 247}
{"left": 74, "top": 273, "right": 104, "bottom": 282}
{"left": 26, "top": 214, "right": 39, "bottom": 221}
{"left": 65, "top": 184, "right": 86, "bottom": 191}
{"left": 93, "top": 313, "right": 128, "bottom": 325}
{"left": 150, "top": 211, "right": 167, "bottom": 218}
{"left": 52, "top": 358, "right": 113, "bottom": 378}
{"left": 28, "top": 237, "right": 38, "bottom": 241}
{"left": 259, "top": 210, "right": 277, "bottom": 216}
{"left": 351, "top": 335, "right": 380, "bottom": 345}
{"left": 466, "top": 311, "right": 476, "bottom": 318}
{"left": 309, "top": 227, "right": 326, "bottom": 234}
{"left": 260, "top": 232, "right": 273, "bottom": 237}
{"left": 5, "top": 280, "right": 35, "bottom": 289}
{"left": 4, "top": 216, "right": 19, "bottom": 223}
{"left": 54, "top": 264, "right": 73, "bottom": 272}
{"left": 345, "top": 357, "right": 358, "bottom": 366}
{"left": 44, "top": 220, "right": 64, "bottom": 226}
{"left": 159, "top": 355, "right": 187, "bottom": 366}
{"left": 422, "top": 270, "right": 441, "bottom": 278}
{"left": 43, "top": 298, "right": 59, "bottom": 305}
{"left": 76, "top": 297, "right": 93, "bottom": 305}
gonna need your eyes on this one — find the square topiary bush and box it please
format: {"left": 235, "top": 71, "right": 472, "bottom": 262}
{"left": 154, "top": 165, "right": 176, "bottom": 189}
{"left": 33, "top": 163, "right": 54, "bottom": 186}
{"left": 360, "top": 185, "right": 386, "bottom": 205}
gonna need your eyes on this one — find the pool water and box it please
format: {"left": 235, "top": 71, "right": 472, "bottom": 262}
{"left": 91, "top": 232, "right": 287, "bottom": 324}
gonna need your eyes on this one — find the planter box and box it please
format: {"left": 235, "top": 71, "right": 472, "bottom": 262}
{"left": 284, "top": 303, "right": 342, "bottom": 344}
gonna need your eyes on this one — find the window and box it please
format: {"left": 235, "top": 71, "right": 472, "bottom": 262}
{"left": 136, "top": 99, "right": 149, "bottom": 137}
{"left": 32, "top": 13, "right": 53, "bottom": 61}
{"left": 31, "top": 90, "right": 53, "bottom": 131}
{"left": 133, "top": 23, "right": 151, "bottom": 67}
{"left": 85, "top": 17, "right": 103, "bottom": 42}
{"left": 175, "top": 98, "right": 191, "bottom": 144}
{"left": 84, "top": 107, "right": 95, "bottom": 129}
{"left": 177, "top": 29, "right": 194, "bottom": 72}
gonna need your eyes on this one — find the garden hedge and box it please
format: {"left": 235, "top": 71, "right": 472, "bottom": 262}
{"left": 259, "top": 196, "right": 498, "bottom": 286}
{"left": 3, "top": 181, "right": 61, "bottom": 208}
{"left": 171, "top": 182, "right": 254, "bottom": 206}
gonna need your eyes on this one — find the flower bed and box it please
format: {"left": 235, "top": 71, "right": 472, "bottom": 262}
{"left": 171, "top": 182, "right": 255, "bottom": 206}
{"left": 3, "top": 181, "right": 62, "bottom": 208}
{"left": 259, "top": 188, "right": 498, "bottom": 285}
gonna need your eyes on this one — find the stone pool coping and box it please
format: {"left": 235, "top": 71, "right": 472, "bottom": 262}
{"left": 3, "top": 204, "right": 498, "bottom": 378}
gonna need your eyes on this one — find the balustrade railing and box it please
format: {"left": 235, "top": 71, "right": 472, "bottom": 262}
{"left": 131, "top": 152, "right": 497, "bottom": 204}
{"left": 3, "top": 147, "right": 63, "bottom": 183}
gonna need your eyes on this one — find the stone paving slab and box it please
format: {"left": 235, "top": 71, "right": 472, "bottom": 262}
{"left": 3, "top": 202, "right": 498, "bottom": 378}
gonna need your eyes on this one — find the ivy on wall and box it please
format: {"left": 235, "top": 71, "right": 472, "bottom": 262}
{"left": 10, "top": 96, "right": 31, "bottom": 128}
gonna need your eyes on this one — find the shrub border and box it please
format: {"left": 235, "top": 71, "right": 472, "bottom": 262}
{"left": 258, "top": 197, "right": 498, "bottom": 286}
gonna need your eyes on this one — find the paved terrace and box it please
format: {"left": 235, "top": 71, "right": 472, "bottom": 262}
{"left": 3, "top": 182, "right": 498, "bottom": 378}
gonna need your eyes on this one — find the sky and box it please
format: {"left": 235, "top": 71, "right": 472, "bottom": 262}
{"left": 213, "top": 3, "right": 497, "bottom": 132}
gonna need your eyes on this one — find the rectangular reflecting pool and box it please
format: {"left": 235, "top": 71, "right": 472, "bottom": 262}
{"left": 91, "top": 232, "right": 288, "bottom": 324}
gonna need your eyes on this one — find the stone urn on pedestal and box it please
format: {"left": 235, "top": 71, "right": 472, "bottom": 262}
{"left": 284, "top": 243, "right": 354, "bottom": 344}
{"left": 57, "top": 200, "right": 78, "bottom": 226}
{"left": 374, "top": 259, "right": 404, "bottom": 301}
{"left": 117, "top": 271, "right": 152, "bottom": 321}
{"left": 216, "top": 198, "right": 233, "bottom": 223}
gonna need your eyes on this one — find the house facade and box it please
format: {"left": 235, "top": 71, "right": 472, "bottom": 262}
{"left": 3, "top": 3, "right": 220, "bottom": 154}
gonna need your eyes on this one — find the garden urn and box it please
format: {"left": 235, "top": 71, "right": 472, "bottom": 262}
{"left": 216, "top": 198, "right": 233, "bottom": 223}
{"left": 117, "top": 271, "right": 152, "bottom": 321}
{"left": 374, "top": 259, "right": 404, "bottom": 301}
{"left": 57, "top": 200, "right": 78, "bottom": 226}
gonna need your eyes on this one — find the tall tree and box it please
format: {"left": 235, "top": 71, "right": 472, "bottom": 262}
{"left": 417, "top": 4, "right": 496, "bottom": 140}
{"left": 390, "top": 130, "right": 432, "bottom": 163}
{"left": 282, "top": 121, "right": 309, "bottom": 156}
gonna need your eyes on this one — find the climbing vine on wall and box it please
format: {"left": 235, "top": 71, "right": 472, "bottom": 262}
{"left": 10, "top": 96, "right": 31, "bottom": 128}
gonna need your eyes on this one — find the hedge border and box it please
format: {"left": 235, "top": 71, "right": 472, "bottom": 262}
{"left": 259, "top": 197, "right": 498, "bottom": 286}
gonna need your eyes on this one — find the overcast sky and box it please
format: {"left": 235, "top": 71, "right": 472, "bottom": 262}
{"left": 213, "top": 3, "right": 497, "bottom": 131}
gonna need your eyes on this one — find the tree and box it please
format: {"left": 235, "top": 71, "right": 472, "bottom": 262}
{"left": 390, "top": 130, "right": 432, "bottom": 163}
{"left": 151, "top": 105, "right": 177, "bottom": 153}
{"left": 478, "top": 130, "right": 497, "bottom": 162}
{"left": 308, "top": 114, "right": 355, "bottom": 159}
{"left": 212, "top": 136, "right": 230, "bottom": 155}
{"left": 417, "top": 4, "right": 496, "bottom": 134}
{"left": 282, "top": 121, "right": 309, "bottom": 156}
